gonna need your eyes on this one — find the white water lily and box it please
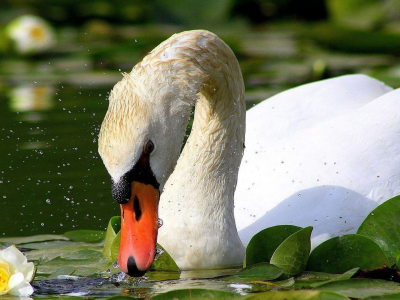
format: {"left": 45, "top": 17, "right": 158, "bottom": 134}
{"left": 5, "top": 15, "right": 55, "bottom": 54}
{"left": 0, "top": 246, "right": 34, "bottom": 296}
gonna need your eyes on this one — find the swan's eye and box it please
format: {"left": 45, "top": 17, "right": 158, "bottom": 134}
{"left": 144, "top": 140, "right": 154, "bottom": 154}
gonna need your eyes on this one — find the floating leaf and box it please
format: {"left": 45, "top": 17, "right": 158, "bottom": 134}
{"left": 357, "top": 195, "right": 400, "bottom": 264}
{"left": 270, "top": 226, "right": 312, "bottom": 277}
{"left": 151, "top": 244, "right": 180, "bottom": 272}
{"left": 103, "top": 216, "right": 121, "bottom": 261}
{"left": 110, "top": 231, "right": 120, "bottom": 262}
{"left": 225, "top": 263, "right": 283, "bottom": 282}
{"left": 316, "top": 278, "right": 400, "bottom": 299}
{"left": 0, "top": 235, "right": 68, "bottom": 246}
{"left": 246, "top": 225, "right": 302, "bottom": 267}
{"left": 363, "top": 293, "right": 400, "bottom": 300}
{"left": 27, "top": 245, "right": 103, "bottom": 262}
{"left": 36, "top": 255, "right": 114, "bottom": 278}
{"left": 293, "top": 268, "right": 359, "bottom": 290}
{"left": 61, "top": 249, "right": 103, "bottom": 260}
{"left": 47, "top": 266, "right": 76, "bottom": 279}
{"left": 64, "top": 230, "right": 105, "bottom": 243}
{"left": 107, "top": 296, "right": 138, "bottom": 300}
{"left": 307, "top": 234, "right": 389, "bottom": 274}
{"left": 151, "top": 288, "right": 242, "bottom": 300}
{"left": 310, "top": 268, "right": 359, "bottom": 288}
{"left": 21, "top": 240, "right": 90, "bottom": 250}
{"left": 246, "top": 290, "right": 349, "bottom": 300}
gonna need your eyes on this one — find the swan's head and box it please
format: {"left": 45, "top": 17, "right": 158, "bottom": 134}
{"left": 98, "top": 71, "right": 189, "bottom": 276}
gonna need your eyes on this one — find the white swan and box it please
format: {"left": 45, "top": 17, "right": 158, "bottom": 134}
{"left": 98, "top": 30, "right": 400, "bottom": 276}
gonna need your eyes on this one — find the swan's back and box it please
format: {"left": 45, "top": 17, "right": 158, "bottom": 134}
{"left": 235, "top": 74, "right": 400, "bottom": 246}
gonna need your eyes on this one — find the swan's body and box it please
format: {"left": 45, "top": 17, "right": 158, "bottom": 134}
{"left": 98, "top": 30, "right": 400, "bottom": 273}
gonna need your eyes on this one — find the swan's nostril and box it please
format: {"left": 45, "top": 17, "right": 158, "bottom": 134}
{"left": 126, "top": 255, "right": 147, "bottom": 277}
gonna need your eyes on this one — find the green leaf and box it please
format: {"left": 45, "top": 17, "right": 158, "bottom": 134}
{"left": 270, "top": 226, "right": 312, "bottom": 277}
{"left": 47, "top": 265, "right": 76, "bottom": 279}
{"left": 225, "top": 263, "right": 283, "bottom": 282}
{"left": 363, "top": 293, "right": 400, "bottom": 300}
{"left": 35, "top": 255, "right": 115, "bottom": 279}
{"left": 110, "top": 231, "right": 121, "bottom": 262}
{"left": 64, "top": 230, "right": 105, "bottom": 243}
{"left": 357, "top": 195, "right": 400, "bottom": 264}
{"left": 301, "top": 23, "right": 400, "bottom": 54}
{"left": 326, "top": 0, "right": 385, "bottom": 30}
{"left": 27, "top": 245, "right": 103, "bottom": 262}
{"left": 0, "top": 234, "right": 68, "bottom": 246}
{"left": 316, "top": 278, "right": 400, "bottom": 299}
{"left": 310, "top": 268, "right": 359, "bottom": 288}
{"left": 151, "top": 288, "right": 242, "bottom": 300}
{"left": 106, "top": 297, "right": 138, "bottom": 300}
{"left": 246, "top": 290, "right": 349, "bottom": 300}
{"left": 61, "top": 249, "right": 103, "bottom": 260}
{"left": 246, "top": 225, "right": 302, "bottom": 267}
{"left": 103, "top": 216, "right": 121, "bottom": 261}
{"left": 150, "top": 244, "right": 180, "bottom": 272}
{"left": 307, "top": 234, "right": 389, "bottom": 274}
{"left": 20, "top": 240, "right": 90, "bottom": 250}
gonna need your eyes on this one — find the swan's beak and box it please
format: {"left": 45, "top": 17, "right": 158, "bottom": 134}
{"left": 118, "top": 181, "right": 159, "bottom": 277}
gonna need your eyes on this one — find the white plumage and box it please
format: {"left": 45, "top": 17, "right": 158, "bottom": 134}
{"left": 98, "top": 30, "right": 400, "bottom": 271}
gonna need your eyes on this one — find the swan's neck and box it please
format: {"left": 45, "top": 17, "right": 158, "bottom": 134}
{"left": 157, "top": 31, "right": 246, "bottom": 269}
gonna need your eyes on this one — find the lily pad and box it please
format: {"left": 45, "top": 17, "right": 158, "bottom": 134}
{"left": 357, "top": 195, "right": 400, "bottom": 264}
{"left": 151, "top": 289, "right": 243, "bottom": 300}
{"left": 60, "top": 249, "right": 103, "bottom": 260}
{"left": 310, "top": 268, "right": 360, "bottom": 288}
{"left": 36, "top": 256, "right": 114, "bottom": 278}
{"left": 363, "top": 293, "right": 400, "bottom": 300}
{"left": 64, "top": 230, "right": 105, "bottom": 243}
{"left": 316, "top": 278, "right": 400, "bottom": 299}
{"left": 110, "top": 231, "right": 120, "bottom": 262}
{"left": 307, "top": 234, "right": 389, "bottom": 274}
{"left": 47, "top": 265, "right": 76, "bottom": 279}
{"left": 151, "top": 244, "right": 180, "bottom": 272}
{"left": 270, "top": 226, "right": 313, "bottom": 277}
{"left": 0, "top": 234, "right": 68, "bottom": 246}
{"left": 294, "top": 268, "right": 359, "bottom": 289}
{"left": 246, "top": 225, "right": 302, "bottom": 266}
{"left": 246, "top": 290, "right": 349, "bottom": 300}
{"left": 225, "top": 263, "right": 283, "bottom": 282}
{"left": 107, "top": 297, "right": 138, "bottom": 300}
{"left": 103, "top": 216, "right": 121, "bottom": 261}
{"left": 27, "top": 245, "right": 104, "bottom": 262}
{"left": 20, "top": 240, "right": 91, "bottom": 250}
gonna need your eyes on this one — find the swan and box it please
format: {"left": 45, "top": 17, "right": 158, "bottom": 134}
{"left": 98, "top": 30, "right": 400, "bottom": 276}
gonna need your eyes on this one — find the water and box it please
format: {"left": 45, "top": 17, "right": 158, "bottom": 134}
{"left": 0, "top": 83, "right": 119, "bottom": 237}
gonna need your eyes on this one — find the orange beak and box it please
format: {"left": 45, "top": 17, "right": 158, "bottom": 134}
{"left": 118, "top": 181, "right": 159, "bottom": 276}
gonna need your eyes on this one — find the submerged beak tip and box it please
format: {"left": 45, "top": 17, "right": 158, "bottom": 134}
{"left": 126, "top": 255, "right": 147, "bottom": 277}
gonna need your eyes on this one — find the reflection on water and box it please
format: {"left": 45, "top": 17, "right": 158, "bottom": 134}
{"left": 9, "top": 85, "right": 54, "bottom": 113}
{"left": 0, "top": 82, "right": 118, "bottom": 237}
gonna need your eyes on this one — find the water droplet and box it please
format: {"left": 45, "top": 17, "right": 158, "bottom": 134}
{"left": 46, "top": 199, "right": 51, "bottom": 204}
{"left": 157, "top": 218, "right": 163, "bottom": 228}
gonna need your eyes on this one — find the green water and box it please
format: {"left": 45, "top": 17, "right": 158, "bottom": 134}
{"left": 0, "top": 84, "right": 118, "bottom": 236}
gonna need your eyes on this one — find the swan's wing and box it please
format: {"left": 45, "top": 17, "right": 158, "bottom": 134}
{"left": 246, "top": 74, "right": 392, "bottom": 140}
{"left": 236, "top": 75, "right": 399, "bottom": 246}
